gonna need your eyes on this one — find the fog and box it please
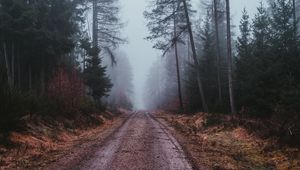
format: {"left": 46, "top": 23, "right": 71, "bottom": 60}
{"left": 119, "top": 0, "right": 266, "bottom": 109}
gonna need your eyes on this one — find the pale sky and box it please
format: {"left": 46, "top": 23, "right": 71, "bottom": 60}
{"left": 119, "top": 0, "right": 266, "bottom": 109}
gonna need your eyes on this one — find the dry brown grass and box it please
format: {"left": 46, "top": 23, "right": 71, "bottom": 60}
{"left": 155, "top": 111, "right": 300, "bottom": 169}
{"left": 0, "top": 110, "right": 125, "bottom": 169}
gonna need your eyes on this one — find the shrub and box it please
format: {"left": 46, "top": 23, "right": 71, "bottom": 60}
{"left": 47, "top": 67, "right": 85, "bottom": 114}
{"left": 0, "top": 88, "right": 30, "bottom": 133}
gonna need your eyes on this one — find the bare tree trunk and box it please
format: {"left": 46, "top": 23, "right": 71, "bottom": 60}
{"left": 174, "top": 38, "right": 184, "bottom": 112}
{"left": 292, "top": 0, "right": 298, "bottom": 53}
{"left": 82, "top": 50, "right": 86, "bottom": 73}
{"left": 11, "top": 42, "right": 15, "bottom": 87}
{"left": 173, "top": 3, "right": 184, "bottom": 112}
{"left": 17, "top": 45, "right": 21, "bottom": 88}
{"left": 225, "top": 0, "right": 236, "bottom": 114}
{"left": 92, "top": 0, "right": 98, "bottom": 48}
{"left": 182, "top": 0, "right": 208, "bottom": 113}
{"left": 40, "top": 68, "right": 45, "bottom": 94}
{"left": 213, "top": 0, "right": 223, "bottom": 104}
{"left": 187, "top": 38, "right": 191, "bottom": 63}
{"left": 29, "top": 65, "right": 32, "bottom": 91}
{"left": 293, "top": 0, "right": 296, "bottom": 31}
{"left": 3, "top": 42, "right": 12, "bottom": 87}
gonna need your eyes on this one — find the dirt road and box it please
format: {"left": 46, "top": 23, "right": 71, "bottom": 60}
{"left": 46, "top": 112, "right": 193, "bottom": 170}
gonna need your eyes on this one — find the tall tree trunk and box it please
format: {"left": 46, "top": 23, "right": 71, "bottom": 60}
{"left": 187, "top": 38, "right": 191, "bottom": 63}
{"left": 175, "top": 41, "right": 184, "bottom": 112}
{"left": 29, "top": 65, "right": 32, "bottom": 91}
{"left": 293, "top": 0, "right": 296, "bottom": 31}
{"left": 292, "top": 0, "right": 298, "bottom": 53}
{"left": 11, "top": 42, "right": 15, "bottom": 87}
{"left": 182, "top": 0, "right": 208, "bottom": 113}
{"left": 40, "top": 68, "right": 45, "bottom": 94}
{"left": 82, "top": 50, "right": 86, "bottom": 73}
{"left": 17, "top": 45, "right": 21, "bottom": 88}
{"left": 174, "top": 35, "right": 184, "bottom": 112}
{"left": 225, "top": 0, "right": 236, "bottom": 114}
{"left": 92, "top": 0, "right": 98, "bottom": 48}
{"left": 173, "top": 2, "right": 184, "bottom": 112}
{"left": 3, "top": 42, "right": 12, "bottom": 87}
{"left": 213, "top": 0, "right": 223, "bottom": 104}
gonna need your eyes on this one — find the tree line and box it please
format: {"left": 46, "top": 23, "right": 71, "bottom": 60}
{"left": 144, "top": 0, "right": 300, "bottom": 122}
{"left": 0, "top": 0, "right": 132, "bottom": 132}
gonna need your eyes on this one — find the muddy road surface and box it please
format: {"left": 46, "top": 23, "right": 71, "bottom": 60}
{"left": 46, "top": 112, "right": 193, "bottom": 170}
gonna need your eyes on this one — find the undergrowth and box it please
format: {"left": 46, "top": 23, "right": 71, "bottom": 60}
{"left": 0, "top": 87, "right": 106, "bottom": 143}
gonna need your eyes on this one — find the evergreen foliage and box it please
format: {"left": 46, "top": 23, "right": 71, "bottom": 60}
{"left": 235, "top": 0, "right": 300, "bottom": 117}
{"left": 0, "top": 0, "right": 117, "bottom": 132}
{"left": 81, "top": 39, "right": 112, "bottom": 101}
{"left": 199, "top": 12, "right": 219, "bottom": 110}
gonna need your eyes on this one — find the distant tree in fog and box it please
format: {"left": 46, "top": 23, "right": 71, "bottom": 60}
{"left": 92, "top": 0, "right": 125, "bottom": 64}
{"left": 105, "top": 52, "right": 133, "bottom": 109}
{"left": 144, "top": 60, "right": 165, "bottom": 110}
{"left": 144, "top": 0, "right": 190, "bottom": 111}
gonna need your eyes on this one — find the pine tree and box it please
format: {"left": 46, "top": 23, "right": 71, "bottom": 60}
{"left": 269, "top": 0, "right": 300, "bottom": 116}
{"left": 82, "top": 40, "right": 112, "bottom": 101}
{"left": 235, "top": 0, "right": 300, "bottom": 116}
{"left": 173, "top": 10, "right": 184, "bottom": 111}
{"left": 144, "top": 0, "right": 189, "bottom": 51}
{"left": 92, "top": 0, "right": 125, "bottom": 63}
{"left": 235, "top": 8, "right": 252, "bottom": 108}
{"left": 199, "top": 11, "right": 219, "bottom": 109}
{"left": 252, "top": 2, "right": 271, "bottom": 57}
{"left": 182, "top": 0, "right": 209, "bottom": 112}
{"left": 270, "top": 0, "right": 296, "bottom": 57}
{"left": 235, "top": 2, "right": 274, "bottom": 115}
{"left": 144, "top": 0, "right": 189, "bottom": 111}
{"left": 225, "top": 0, "right": 236, "bottom": 114}
{"left": 237, "top": 8, "right": 251, "bottom": 59}
{"left": 0, "top": 0, "right": 86, "bottom": 91}
{"left": 213, "top": 0, "right": 223, "bottom": 104}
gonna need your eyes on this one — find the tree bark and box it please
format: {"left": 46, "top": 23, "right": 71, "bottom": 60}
{"left": 92, "top": 0, "right": 98, "bottom": 48}
{"left": 40, "top": 68, "right": 45, "bottom": 94}
{"left": 293, "top": 0, "right": 296, "bottom": 31}
{"left": 82, "top": 50, "right": 86, "bottom": 73}
{"left": 3, "top": 42, "right": 12, "bottom": 87}
{"left": 11, "top": 42, "right": 15, "bottom": 87}
{"left": 174, "top": 35, "right": 184, "bottom": 112}
{"left": 182, "top": 0, "right": 208, "bottom": 113}
{"left": 213, "top": 0, "right": 223, "bottom": 104}
{"left": 17, "top": 45, "right": 21, "bottom": 88}
{"left": 173, "top": 2, "right": 184, "bottom": 112}
{"left": 29, "top": 65, "right": 32, "bottom": 91}
{"left": 187, "top": 38, "right": 191, "bottom": 63}
{"left": 225, "top": 0, "right": 236, "bottom": 114}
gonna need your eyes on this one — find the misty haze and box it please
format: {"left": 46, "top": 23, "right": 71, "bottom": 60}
{"left": 0, "top": 0, "right": 300, "bottom": 169}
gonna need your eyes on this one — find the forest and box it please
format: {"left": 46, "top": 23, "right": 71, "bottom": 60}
{"left": 0, "top": 0, "right": 300, "bottom": 169}
{"left": 144, "top": 0, "right": 300, "bottom": 141}
{"left": 0, "top": 0, "right": 133, "bottom": 134}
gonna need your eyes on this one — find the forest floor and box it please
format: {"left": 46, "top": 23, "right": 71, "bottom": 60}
{"left": 1, "top": 110, "right": 299, "bottom": 169}
{"left": 155, "top": 111, "right": 300, "bottom": 169}
{"left": 0, "top": 109, "right": 130, "bottom": 169}
{"left": 0, "top": 111, "right": 194, "bottom": 170}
